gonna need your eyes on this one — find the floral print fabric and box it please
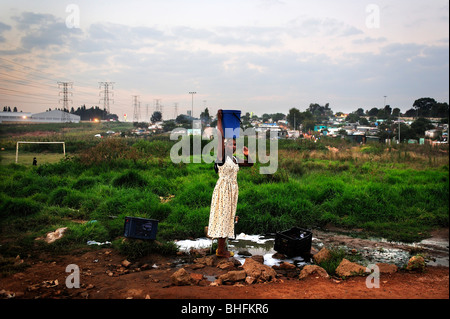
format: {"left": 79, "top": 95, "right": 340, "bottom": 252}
{"left": 207, "top": 156, "right": 239, "bottom": 239}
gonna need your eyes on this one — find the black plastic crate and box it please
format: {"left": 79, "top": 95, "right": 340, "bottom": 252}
{"left": 274, "top": 227, "right": 312, "bottom": 257}
{"left": 124, "top": 217, "right": 158, "bottom": 240}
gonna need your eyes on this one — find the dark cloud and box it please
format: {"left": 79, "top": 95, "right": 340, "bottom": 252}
{"left": 12, "top": 12, "right": 56, "bottom": 30}
{"left": 10, "top": 12, "right": 82, "bottom": 51}
{"left": 0, "top": 21, "right": 12, "bottom": 42}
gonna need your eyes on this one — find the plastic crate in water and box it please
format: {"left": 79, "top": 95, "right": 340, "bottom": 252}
{"left": 124, "top": 217, "right": 158, "bottom": 240}
{"left": 274, "top": 227, "right": 312, "bottom": 257}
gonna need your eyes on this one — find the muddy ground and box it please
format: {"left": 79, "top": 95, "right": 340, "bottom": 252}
{"left": 1, "top": 228, "right": 448, "bottom": 301}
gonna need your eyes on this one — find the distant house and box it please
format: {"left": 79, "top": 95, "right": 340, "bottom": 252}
{"left": 326, "top": 127, "right": 341, "bottom": 136}
{"left": 314, "top": 125, "right": 327, "bottom": 132}
{"left": 202, "top": 127, "right": 215, "bottom": 140}
{"left": 345, "top": 134, "right": 366, "bottom": 144}
{"left": 256, "top": 123, "right": 281, "bottom": 133}
{"left": 287, "top": 130, "right": 300, "bottom": 138}
{"left": 356, "top": 126, "right": 379, "bottom": 136}
{"left": 425, "top": 129, "right": 441, "bottom": 139}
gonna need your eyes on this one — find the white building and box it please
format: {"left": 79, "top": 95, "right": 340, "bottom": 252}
{"left": 0, "top": 110, "right": 80, "bottom": 124}
{"left": 0, "top": 112, "right": 33, "bottom": 123}
{"left": 256, "top": 123, "right": 281, "bottom": 133}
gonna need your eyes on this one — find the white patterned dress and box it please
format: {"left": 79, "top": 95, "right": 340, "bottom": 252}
{"left": 207, "top": 156, "right": 239, "bottom": 239}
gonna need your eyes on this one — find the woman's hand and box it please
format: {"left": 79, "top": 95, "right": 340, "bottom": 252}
{"left": 243, "top": 146, "right": 249, "bottom": 157}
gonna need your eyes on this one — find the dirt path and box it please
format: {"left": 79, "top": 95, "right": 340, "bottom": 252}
{"left": 2, "top": 228, "right": 448, "bottom": 301}
{"left": 1, "top": 247, "right": 448, "bottom": 300}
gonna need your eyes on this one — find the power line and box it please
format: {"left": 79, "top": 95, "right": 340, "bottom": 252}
{"left": 0, "top": 70, "right": 97, "bottom": 103}
{"left": 173, "top": 102, "right": 178, "bottom": 119}
{"left": 0, "top": 57, "right": 95, "bottom": 88}
{"left": 99, "top": 82, "right": 115, "bottom": 114}
{"left": 58, "top": 82, "right": 73, "bottom": 122}
{"left": 0, "top": 57, "right": 103, "bottom": 110}
{"left": 132, "top": 95, "right": 140, "bottom": 122}
{"left": 0, "top": 71, "right": 57, "bottom": 90}
{"left": 0, "top": 87, "right": 56, "bottom": 101}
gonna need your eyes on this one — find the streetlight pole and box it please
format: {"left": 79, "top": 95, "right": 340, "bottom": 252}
{"left": 189, "top": 92, "right": 196, "bottom": 118}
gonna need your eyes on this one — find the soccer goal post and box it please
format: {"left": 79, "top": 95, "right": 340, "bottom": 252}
{"left": 15, "top": 141, "right": 66, "bottom": 164}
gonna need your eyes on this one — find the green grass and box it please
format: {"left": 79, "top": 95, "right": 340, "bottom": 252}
{"left": 0, "top": 151, "right": 66, "bottom": 166}
{"left": 0, "top": 127, "right": 448, "bottom": 261}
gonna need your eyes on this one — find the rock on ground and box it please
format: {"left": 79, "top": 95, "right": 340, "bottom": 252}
{"left": 335, "top": 258, "right": 368, "bottom": 278}
{"left": 299, "top": 265, "right": 329, "bottom": 280}
{"left": 242, "top": 258, "right": 277, "bottom": 282}
{"left": 170, "top": 268, "right": 192, "bottom": 286}
{"left": 313, "top": 247, "right": 332, "bottom": 264}
{"left": 218, "top": 270, "right": 247, "bottom": 283}
{"left": 406, "top": 255, "right": 426, "bottom": 272}
{"left": 376, "top": 263, "right": 398, "bottom": 274}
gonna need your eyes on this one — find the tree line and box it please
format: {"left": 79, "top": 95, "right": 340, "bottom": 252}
{"left": 2, "top": 106, "right": 21, "bottom": 112}
{"left": 69, "top": 105, "right": 118, "bottom": 121}
{"left": 2, "top": 105, "right": 119, "bottom": 122}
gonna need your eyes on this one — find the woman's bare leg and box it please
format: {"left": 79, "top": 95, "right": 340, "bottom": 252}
{"left": 216, "top": 238, "right": 232, "bottom": 257}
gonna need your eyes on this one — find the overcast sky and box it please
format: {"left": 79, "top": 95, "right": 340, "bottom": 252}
{"left": 0, "top": 0, "right": 448, "bottom": 121}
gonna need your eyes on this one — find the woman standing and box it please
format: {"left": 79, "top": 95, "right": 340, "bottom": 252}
{"left": 207, "top": 109, "right": 253, "bottom": 258}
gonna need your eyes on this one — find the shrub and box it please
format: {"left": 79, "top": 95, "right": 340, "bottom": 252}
{"left": 360, "top": 145, "right": 384, "bottom": 155}
{"left": 72, "top": 176, "right": 98, "bottom": 190}
{"left": 0, "top": 195, "right": 42, "bottom": 218}
{"left": 112, "top": 170, "right": 148, "bottom": 188}
{"left": 280, "top": 158, "right": 306, "bottom": 176}
{"left": 132, "top": 140, "right": 173, "bottom": 158}
{"left": 77, "top": 139, "right": 141, "bottom": 166}
{"left": 47, "top": 187, "right": 71, "bottom": 207}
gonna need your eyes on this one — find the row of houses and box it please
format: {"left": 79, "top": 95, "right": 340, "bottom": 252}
{"left": 0, "top": 110, "right": 80, "bottom": 124}
{"left": 251, "top": 119, "right": 448, "bottom": 144}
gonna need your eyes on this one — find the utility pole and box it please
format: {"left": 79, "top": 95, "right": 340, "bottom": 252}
{"left": 99, "top": 82, "right": 114, "bottom": 114}
{"left": 173, "top": 103, "right": 178, "bottom": 119}
{"left": 154, "top": 99, "right": 161, "bottom": 113}
{"left": 132, "top": 95, "right": 140, "bottom": 122}
{"left": 189, "top": 91, "right": 196, "bottom": 118}
{"left": 58, "top": 81, "right": 73, "bottom": 122}
{"left": 153, "top": 98, "right": 164, "bottom": 121}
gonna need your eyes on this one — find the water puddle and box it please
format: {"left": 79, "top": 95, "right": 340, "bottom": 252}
{"left": 175, "top": 233, "right": 309, "bottom": 268}
{"left": 313, "top": 229, "right": 449, "bottom": 267}
{"left": 174, "top": 229, "right": 449, "bottom": 268}
{"left": 229, "top": 233, "right": 308, "bottom": 267}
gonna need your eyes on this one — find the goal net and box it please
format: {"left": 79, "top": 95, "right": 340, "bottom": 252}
{"left": 15, "top": 141, "right": 66, "bottom": 165}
